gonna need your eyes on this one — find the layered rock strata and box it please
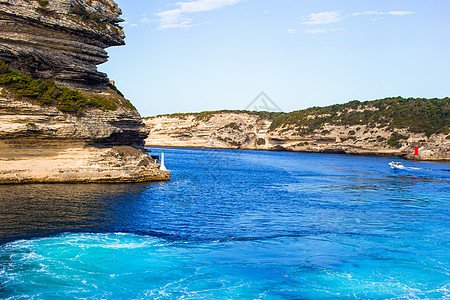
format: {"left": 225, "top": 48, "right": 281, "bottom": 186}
{"left": 0, "top": 88, "right": 172, "bottom": 183}
{"left": 0, "top": 0, "right": 171, "bottom": 183}
{"left": 0, "top": 88, "right": 148, "bottom": 147}
{"left": 144, "top": 112, "right": 450, "bottom": 161}
{"left": 0, "top": 145, "right": 170, "bottom": 184}
{"left": 0, "top": 87, "right": 171, "bottom": 183}
{"left": 0, "top": 0, "right": 124, "bottom": 90}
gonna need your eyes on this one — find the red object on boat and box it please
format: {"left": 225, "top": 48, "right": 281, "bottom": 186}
{"left": 414, "top": 147, "right": 419, "bottom": 156}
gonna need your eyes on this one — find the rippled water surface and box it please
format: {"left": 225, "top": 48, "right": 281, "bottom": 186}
{"left": 1, "top": 148, "right": 449, "bottom": 299}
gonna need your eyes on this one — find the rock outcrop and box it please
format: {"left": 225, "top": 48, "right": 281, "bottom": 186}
{"left": 0, "top": 0, "right": 171, "bottom": 183}
{"left": 0, "top": 145, "right": 171, "bottom": 184}
{"left": 144, "top": 111, "right": 450, "bottom": 161}
{"left": 0, "top": 88, "right": 148, "bottom": 147}
{"left": 0, "top": 0, "right": 124, "bottom": 90}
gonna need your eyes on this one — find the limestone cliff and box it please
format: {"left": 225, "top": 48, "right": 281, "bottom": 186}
{"left": 0, "top": 87, "right": 148, "bottom": 147}
{"left": 144, "top": 98, "right": 450, "bottom": 161}
{"left": 0, "top": 0, "right": 124, "bottom": 90}
{"left": 0, "top": 0, "right": 148, "bottom": 147}
{"left": 0, "top": 145, "right": 170, "bottom": 184}
{"left": 0, "top": 0, "right": 171, "bottom": 183}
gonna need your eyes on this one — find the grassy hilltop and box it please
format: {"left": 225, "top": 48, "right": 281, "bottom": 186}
{"left": 270, "top": 97, "right": 449, "bottom": 137}
{"left": 157, "top": 97, "right": 449, "bottom": 139}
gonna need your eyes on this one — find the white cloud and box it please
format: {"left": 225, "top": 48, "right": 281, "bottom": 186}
{"left": 302, "top": 11, "right": 343, "bottom": 25}
{"left": 300, "top": 9, "right": 415, "bottom": 34}
{"left": 287, "top": 28, "right": 296, "bottom": 34}
{"left": 388, "top": 11, "right": 415, "bottom": 16}
{"left": 156, "top": 0, "right": 244, "bottom": 29}
{"left": 123, "top": 14, "right": 153, "bottom": 29}
{"left": 353, "top": 10, "right": 415, "bottom": 16}
{"left": 304, "top": 28, "right": 342, "bottom": 34}
{"left": 352, "top": 10, "right": 379, "bottom": 16}
{"left": 140, "top": 17, "right": 151, "bottom": 24}
{"left": 156, "top": 9, "right": 190, "bottom": 29}
{"left": 304, "top": 28, "right": 327, "bottom": 34}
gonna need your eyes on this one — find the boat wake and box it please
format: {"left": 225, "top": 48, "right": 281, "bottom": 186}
{"left": 390, "top": 162, "right": 423, "bottom": 171}
{"left": 1, "top": 232, "right": 449, "bottom": 299}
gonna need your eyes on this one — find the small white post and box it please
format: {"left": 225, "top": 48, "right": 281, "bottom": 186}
{"left": 160, "top": 150, "right": 167, "bottom": 171}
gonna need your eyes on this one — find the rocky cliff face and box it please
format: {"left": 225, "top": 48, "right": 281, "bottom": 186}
{"left": 0, "top": 0, "right": 149, "bottom": 147}
{"left": 0, "top": 87, "right": 148, "bottom": 147}
{"left": 0, "top": 145, "right": 171, "bottom": 184}
{"left": 144, "top": 112, "right": 450, "bottom": 161}
{"left": 0, "top": 0, "right": 124, "bottom": 90}
{"left": 0, "top": 0, "right": 171, "bottom": 183}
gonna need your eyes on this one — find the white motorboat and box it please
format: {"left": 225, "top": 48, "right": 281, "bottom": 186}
{"left": 389, "top": 161, "right": 405, "bottom": 169}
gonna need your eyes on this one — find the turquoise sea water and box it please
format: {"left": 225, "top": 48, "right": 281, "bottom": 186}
{"left": 0, "top": 148, "right": 449, "bottom": 299}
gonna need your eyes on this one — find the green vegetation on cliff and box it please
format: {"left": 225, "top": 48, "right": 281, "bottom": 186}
{"left": 151, "top": 110, "right": 279, "bottom": 122}
{"left": 270, "top": 97, "right": 449, "bottom": 137}
{"left": 0, "top": 60, "right": 134, "bottom": 115}
{"left": 149, "top": 97, "right": 449, "bottom": 137}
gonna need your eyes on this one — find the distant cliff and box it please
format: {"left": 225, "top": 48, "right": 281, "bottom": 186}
{"left": 144, "top": 97, "right": 450, "bottom": 161}
{"left": 0, "top": 0, "right": 170, "bottom": 184}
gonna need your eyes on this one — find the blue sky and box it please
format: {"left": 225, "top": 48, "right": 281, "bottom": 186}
{"left": 99, "top": 0, "right": 450, "bottom": 117}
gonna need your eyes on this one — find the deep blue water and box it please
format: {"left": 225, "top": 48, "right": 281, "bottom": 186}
{"left": 0, "top": 148, "right": 449, "bottom": 299}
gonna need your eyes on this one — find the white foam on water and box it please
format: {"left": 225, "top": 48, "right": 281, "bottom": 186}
{"left": 1, "top": 228, "right": 449, "bottom": 298}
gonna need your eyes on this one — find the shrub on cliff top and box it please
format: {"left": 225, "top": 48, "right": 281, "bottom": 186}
{"left": 0, "top": 60, "right": 133, "bottom": 115}
{"left": 37, "top": 0, "right": 49, "bottom": 7}
{"left": 387, "top": 132, "right": 410, "bottom": 148}
{"left": 107, "top": 82, "right": 124, "bottom": 97}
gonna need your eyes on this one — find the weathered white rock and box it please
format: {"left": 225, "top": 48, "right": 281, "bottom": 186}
{"left": 0, "top": 0, "right": 124, "bottom": 90}
{"left": 0, "top": 92, "right": 148, "bottom": 146}
{"left": 0, "top": 145, "right": 170, "bottom": 184}
{"left": 144, "top": 112, "right": 450, "bottom": 161}
{"left": 0, "top": 0, "right": 172, "bottom": 184}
